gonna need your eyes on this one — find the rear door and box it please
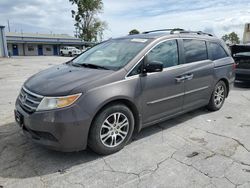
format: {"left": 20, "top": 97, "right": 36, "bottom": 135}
{"left": 139, "top": 39, "right": 186, "bottom": 125}
{"left": 181, "top": 39, "right": 214, "bottom": 111}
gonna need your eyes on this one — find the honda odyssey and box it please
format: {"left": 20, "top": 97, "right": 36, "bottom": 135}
{"left": 15, "top": 29, "right": 235, "bottom": 154}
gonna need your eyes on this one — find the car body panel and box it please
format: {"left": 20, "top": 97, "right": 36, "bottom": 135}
{"left": 182, "top": 60, "right": 214, "bottom": 111}
{"left": 24, "top": 64, "right": 114, "bottom": 96}
{"left": 140, "top": 66, "right": 185, "bottom": 124}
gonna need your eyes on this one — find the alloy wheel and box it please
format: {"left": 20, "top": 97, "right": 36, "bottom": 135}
{"left": 214, "top": 85, "right": 225, "bottom": 107}
{"left": 100, "top": 112, "right": 129, "bottom": 148}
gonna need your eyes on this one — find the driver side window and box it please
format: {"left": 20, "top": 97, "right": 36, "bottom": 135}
{"left": 128, "top": 40, "right": 179, "bottom": 77}
{"left": 147, "top": 40, "right": 179, "bottom": 68}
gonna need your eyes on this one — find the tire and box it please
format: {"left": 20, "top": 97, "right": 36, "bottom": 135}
{"left": 60, "top": 51, "right": 64, "bottom": 56}
{"left": 69, "top": 52, "right": 72, "bottom": 57}
{"left": 88, "top": 104, "right": 134, "bottom": 155}
{"left": 207, "top": 81, "right": 227, "bottom": 111}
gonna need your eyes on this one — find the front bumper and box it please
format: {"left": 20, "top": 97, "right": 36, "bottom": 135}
{"left": 15, "top": 102, "right": 92, "bottom": 152}
{"left": 235, "top": 69, "right": 250, "bottom": 81}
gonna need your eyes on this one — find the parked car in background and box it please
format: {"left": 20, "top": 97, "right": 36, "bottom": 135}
{"left": 60, "top": 46, "right": 82, "bottom": 56}
{"left": 231, "top": 45, "right": 250, "bottom": 82}
{"left": 15, "top": 29, "right": 235, "bottom": 155}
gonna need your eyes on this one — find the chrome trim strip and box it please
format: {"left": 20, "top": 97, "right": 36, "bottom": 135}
{"left": 147, "top": 93, "right": 185, "bottom": 105}
{"left": 125, "top": 37, "right": 212, "bottom": 78}
{"left": 22, "top": 87, "right": 44, "bottom": 98}
{"left": 185, "top": 86, "right": 209, "bottom": 95}
{"left": 147, "top": 86, "right": 209, "bottom": 105}
{"left": 23, "top": 103, "right": 37, "bottom": 110}
{"left": 26, "top": 97, "right": 40, "bottom": 104}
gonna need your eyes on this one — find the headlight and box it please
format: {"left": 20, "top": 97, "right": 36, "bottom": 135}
{"left": 37, "top": 93, "right": 82, "bottom": 111}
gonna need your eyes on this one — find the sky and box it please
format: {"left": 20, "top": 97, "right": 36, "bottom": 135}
{"left": 0, "top": 0, "right": 250, "bottom": 40}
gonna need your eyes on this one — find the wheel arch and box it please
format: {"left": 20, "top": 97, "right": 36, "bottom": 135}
{"left": 218, "top": 78, "right": 230, "bottom": 97}
{"left": 89, "top": 98, "right": 141, "bottom": 137}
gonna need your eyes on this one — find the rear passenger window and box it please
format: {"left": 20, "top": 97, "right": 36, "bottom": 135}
{"left": 208, "top": 42, "right": 228, "bottom": 60}
{"left": 147, "top": 40, "right": 179, "bottom": 68}
{"left": 183, "top": 39, "right": 208, "bottom": 63}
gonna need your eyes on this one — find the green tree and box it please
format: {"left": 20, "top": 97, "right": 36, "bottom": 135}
{"left": 69, "top": 0, "right": 107, "bottom": 42}
{"left": 222, "top": 32, "right": 240, "bottom": 44}
{"left": 129, "top": 29, "right": 140, "bottom": 35}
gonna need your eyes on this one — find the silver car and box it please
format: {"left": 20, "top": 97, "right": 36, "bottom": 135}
{"left": 15, "top": 29, "right": 235, "bottom": 154}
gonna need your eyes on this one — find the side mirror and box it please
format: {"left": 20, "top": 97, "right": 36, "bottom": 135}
{"left": 144, "top": 61, "right": 163, "bottom": 73}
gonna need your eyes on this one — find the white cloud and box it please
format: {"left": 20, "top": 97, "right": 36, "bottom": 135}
{"left": 0, "top": 0, "right": 249, "bottom": 41}
{"left": 102, "top": 0, "right": 250, "bottom": 40}
{"left": 0, "top": 0, "right": 75, "bottom": 35}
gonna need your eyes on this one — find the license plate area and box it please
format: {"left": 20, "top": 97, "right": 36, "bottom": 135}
{"left": 15, "top": 110, "right": 24, "bottom": 127}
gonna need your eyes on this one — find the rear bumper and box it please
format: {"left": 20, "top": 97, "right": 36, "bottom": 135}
{"left": 15, "top": 102, "right": 92, "bottom": 152}
{"left": 235, "top": 69, "right": 250, "bottom": 81}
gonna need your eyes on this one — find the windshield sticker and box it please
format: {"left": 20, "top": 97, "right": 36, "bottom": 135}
{"left": 131, "top": 38, "right": 148, "bottom": 43}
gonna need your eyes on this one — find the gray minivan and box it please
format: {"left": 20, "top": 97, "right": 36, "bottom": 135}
{"left": 15, "top": 29, "right": 235, "bottom": 154}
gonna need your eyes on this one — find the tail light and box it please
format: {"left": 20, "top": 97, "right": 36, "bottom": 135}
{"left": 233, "top": 63, "right": 237, "bottom": 70}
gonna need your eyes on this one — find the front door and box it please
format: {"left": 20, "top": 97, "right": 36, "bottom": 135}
{"left": 53, "top": 45, "right": 58, "bottom": 55}
{"left": 141, "top": 40, "right": 186, "bottom": 125}
{"left": 12, "top": 44, "right": 19, "bottom": 56}
{"left": 181, "top": 39, "right": 214, "bottom": 111}
{"left": 38, "top": 45, "right": 43, "bottom": 55}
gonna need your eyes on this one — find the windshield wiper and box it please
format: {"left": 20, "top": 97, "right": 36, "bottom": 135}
{"left": 71, "top": 63, "right": 81, "bottom": 67}
{"left": 74, "top": 63, "right": 110, "bottom": 70}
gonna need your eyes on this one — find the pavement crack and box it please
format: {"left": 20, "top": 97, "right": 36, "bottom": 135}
{"left": 241, "top": 95, "right": 250, "bottom": 102}
{"left": 103, "top": 152, "right": 176, "bottom": 188}
{"left": 189, "top": 126, "right": 250, "bottom": 153}
{"left": 172, "top": 156, "right": 213, "bottom": 178}
{"left": 102, "top": 157, "right": 140, "bottom": 177}
{"left": 224, "top": 176, "right": 238, "bottom": 187}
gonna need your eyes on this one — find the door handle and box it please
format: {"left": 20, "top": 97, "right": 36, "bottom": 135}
{"left": 185, "top": 74, "right": 193, "bottom": 81}
{"left": 175, "top": 76, "right": 186, "bottom": 83}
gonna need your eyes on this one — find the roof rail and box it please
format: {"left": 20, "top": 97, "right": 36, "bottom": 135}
{"left": 142, "top": 29, "right": 185, "bottom": 34}
{"left": 179, "top": 30, "right": 213, "bottom": 37}
{"left": 142, "top": 28, "right": 213, "bottom": 37}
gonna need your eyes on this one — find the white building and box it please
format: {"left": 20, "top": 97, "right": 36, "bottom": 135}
{"left": 0, "top": 26, "right": 8, "bottom": 57}
{"left": 6, "top": 32, "right": 94, "bottom": 56}
{"left": 243, "top": 23, "right": 250, "bottom": 44}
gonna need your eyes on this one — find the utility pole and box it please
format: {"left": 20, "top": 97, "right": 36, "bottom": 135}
{"left": 74, "top": 27, "right": 79, "bottom": 38}
{"left": 7, "top": 20, "right": 10, "bottom": 32}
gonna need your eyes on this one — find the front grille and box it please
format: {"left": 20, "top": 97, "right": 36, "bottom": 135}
{"left": 18, "top": 87, "right": 43, "bottom": 113}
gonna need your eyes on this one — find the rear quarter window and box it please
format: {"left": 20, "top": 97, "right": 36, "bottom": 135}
{"left": 183, "top": 39, "right": 208, "bottom": 63}
{"left": 208, "top": 42, "right": 228, "bottom": 61}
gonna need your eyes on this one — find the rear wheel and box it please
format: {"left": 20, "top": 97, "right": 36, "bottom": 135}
{"left": 88, "top": 104, "right": 134, "bottom": 155}
{"left": 207, "top": 81, "right": 227, "bottom": 111}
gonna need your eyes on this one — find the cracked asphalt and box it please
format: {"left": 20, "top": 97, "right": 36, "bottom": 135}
{"left": 0, "top": 56, "right": 250, "bottom": 188}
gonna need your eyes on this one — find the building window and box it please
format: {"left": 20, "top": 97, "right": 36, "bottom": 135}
{"left": 46, "top": 47, "right": 52, "bottom": 51}
{"left": 28, "top": 45, "right": 34, "bottom": 51}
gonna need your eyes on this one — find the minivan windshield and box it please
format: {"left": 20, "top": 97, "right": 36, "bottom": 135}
{"left": 72, "top": 38, "right": 150, "bottom": 70}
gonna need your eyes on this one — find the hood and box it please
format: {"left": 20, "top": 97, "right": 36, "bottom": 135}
{"left": 24, "top": 64, "right": 113, "bottom": 96}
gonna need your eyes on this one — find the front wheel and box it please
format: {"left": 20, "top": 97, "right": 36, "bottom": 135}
{"left": 88, "top": 104, "right": 134, "bottom": 155}
{"left": 207, "top": 81, "right": 227, "bottom": 111}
